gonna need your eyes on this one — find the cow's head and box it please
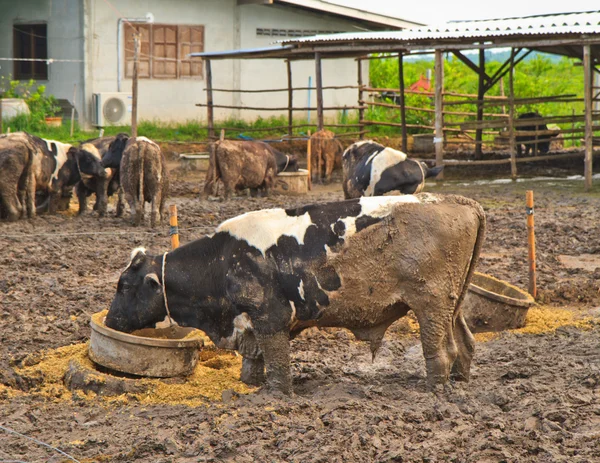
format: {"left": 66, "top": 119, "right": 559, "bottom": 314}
{"left": 105, "top": 248, "right": 166, "bottom": 333}
{"left": 102, "top": 133, "right": 129, "bottom": 168}
{"left": 277, "top": 153, "right": 299, "bottom": 173}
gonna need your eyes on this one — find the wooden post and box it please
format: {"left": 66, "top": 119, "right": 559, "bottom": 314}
{"left": 0, "top": 98, "right": 3, "bottom": 134}
{"left": 286, "top": 59, "right": 293, "bottom": 141}
{"left": 315, "top": 53, "right": 324, "bottom": 131}
{"left": 131, "top": 34, "right": 140, "bottom": 138}
{"left": 357, "top": 58, "right": 364, "bottom": 140}
{"left": 307, "top": 129, "right": 312, "bottom": 190}
{"left": 509, "top": 49, "right": 517, "bottom": 180}
{"left": 205, "top": 59, "right": 215, "bottom": 139}
{"left": 584, "top": 45, "right": 593, "bottom": 191}
{"left": 526, "top": 190, "right": 537, "bottom": 298}
{"left": 169, "top": 204, "right": 180, "bottom": 250}
{"left": 398, "top": 53, "right": 408, "bottom": 153}
{"left": 475, "top": 48, "right": 485, "bottom": 159}
{"left": 70, "top": 83, "right": 77, "bottom": 137}
{"left": 434, "top": 50, "right": 444, "bottom": 180}
{"left": 220, "top": 129, "right": 225, "bottom": 141}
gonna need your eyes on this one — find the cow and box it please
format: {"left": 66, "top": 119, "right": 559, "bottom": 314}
{"left": 309, "top": 129, "right": 344, "bottom": 184}
{"left": 270, "top": 145, "right": 299, "bottom": 174}
{"left": 0, "top": 132, "right": 73, "bottom": 219}
{"left": 105, "top": 193, "right": 486, "bottom": 395}
{"left": 516, "top": 112, "right": 560, "bottom": 156}
{"left": 117, "top": 136, "right": 169, "bottom": 227}
{"left": 202, "top": 140, "right": 279, "bottom": 199}
{"left": 342, "top": 140, "right": 443, "bottom": 199}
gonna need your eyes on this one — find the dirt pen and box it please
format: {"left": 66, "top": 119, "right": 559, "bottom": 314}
{"left": 1, "top": 146, "right": 600, "bottom": 462}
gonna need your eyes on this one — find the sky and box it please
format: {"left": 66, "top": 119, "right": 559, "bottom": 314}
{"left": 329, "top": 0, "right": 600, "bottom": 25}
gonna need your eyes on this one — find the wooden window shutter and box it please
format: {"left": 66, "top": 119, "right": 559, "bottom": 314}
{"left": 152, "top": 25, "right": 177, "bottom": 78}
{"left": 124, "top": 24, "right": 151, "bottom": 78}
{"left": 178, "top": 25, "right": 204, "bottom": 79}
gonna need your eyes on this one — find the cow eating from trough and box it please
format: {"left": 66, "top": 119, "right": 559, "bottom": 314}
{"left": 105, "top": 194, "right": 486, "bottom": 395}
{"left": 516, "top": 112, "right": 560, "bottom": 156}
{"left": 342, "top": 140, "right": 443, "bottom": 199}
{"left": 202, "top": 140, "right": 297, "bottom": 199}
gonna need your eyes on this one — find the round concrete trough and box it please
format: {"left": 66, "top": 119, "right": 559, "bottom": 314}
{"left": 462, "top": 272, "right": 536, "bottom": 333}
{"left": 89, "top": 310, "right": 204, "bottom": 377}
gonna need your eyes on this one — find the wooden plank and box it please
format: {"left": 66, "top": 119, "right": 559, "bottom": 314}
{"left": 445, "top": 94, "right": 579, "bottom": 107}
{"left": 205, "top": 85, "right": 359, "bottom": 93}
{"left": 361, "top": 120, "right": 435, "bottom": 130}
{"left": 286, "top": 60, "right": 293, "bottom": 140}
{"left": 315, "top": 52, "right": 324, "bottom": 131}
{"left": 205, "top": 59, "right": 214, "bottom": 139}
{"left": 195, "top": 103, "right": 366, "bottom": 111}
{"left": 475, "top": 48, "right": 485, "bottom": 159}
{"left": 509, "top": 48, "right": 517, "bottom": 179}
{"left": 584, "top": 45, "right": 593, "bottom": 191}
{"left": 434, "top": 49, "right": 444, "bottom": 178}
{"left": 398, "top": 53, "right": 408, "bottom": 152}
{"left": 443, "top": 151, "right": 592, "bottom": 166}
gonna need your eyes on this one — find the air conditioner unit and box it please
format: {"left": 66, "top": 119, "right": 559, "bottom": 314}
{"left": 93, "top": 92, "right": 132, "bottom": 126}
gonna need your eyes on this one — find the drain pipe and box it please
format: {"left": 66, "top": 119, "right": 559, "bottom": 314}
{"left": 117, "top": 13, "right": 154, "bottom": 92}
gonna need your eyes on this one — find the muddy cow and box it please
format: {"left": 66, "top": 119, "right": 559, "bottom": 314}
{"left": 115, "top": 136, "right": 169, "bottom": 227}
{"left": 342, "top": 140, "right": 443, "bottom": 199}
{"left": 202, "top": 140, "right": 279, "bottom": 199}
{"left": 310, "top": 129, "right": 344, "bottom": 183}
{"left": 516, "top": 112, "right": 559, "bottom": 156}
{"left": 0, "top": 132, "right": 73, "bottom": 220}
{"left": 106, "top": 194, "right": 486, "bottom": 395}
{"left": 270, "top": 145, "right": 299, "bottom": 174}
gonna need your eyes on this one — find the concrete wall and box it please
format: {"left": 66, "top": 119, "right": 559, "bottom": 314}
{"left": 0, "top": 0, "right": 85, "bottom": 125}
{"left": 236, "top": 3, "right": 367, "bottom": 124}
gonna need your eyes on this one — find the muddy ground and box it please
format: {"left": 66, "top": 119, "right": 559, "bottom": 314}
{"left": 1, "top": 155, "right": 600, "bottom": 462}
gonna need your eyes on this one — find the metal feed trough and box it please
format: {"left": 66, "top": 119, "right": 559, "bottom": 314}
{"left": 462, "top": 272, "right": 535, "bottom": 333}
{"left": 89, "top": 310, "right": 204, "bottom": 377}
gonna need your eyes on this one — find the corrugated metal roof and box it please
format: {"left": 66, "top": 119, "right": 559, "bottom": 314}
{"left": 278, "top": 10, "right": 600, "bottom": 44}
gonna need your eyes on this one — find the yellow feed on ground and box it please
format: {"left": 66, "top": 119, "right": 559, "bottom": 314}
{"left": 514, "top": 306, "right": 593, "bottom": 334}
{"left": 9, "top": 342, "right": 255, "bottom": 406}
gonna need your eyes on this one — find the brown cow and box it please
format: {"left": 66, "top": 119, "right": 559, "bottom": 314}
{"left": 119, "top": 136, "right": 169, "bottom": 227}
{"left": 202, "top": 140, "right": 278, "bottom": 200}
{"left": 309, "top": 129, "right": 344, "bottom": 184}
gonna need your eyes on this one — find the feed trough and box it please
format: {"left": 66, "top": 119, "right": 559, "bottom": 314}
{"left": 274, "top": 168, "right": 309, "bottom": 195}
{"left": 89, "top": 310, "right": 205, "bottom": 377}
{"left": 462, "top": 272, "right": 535, "bottom": 333}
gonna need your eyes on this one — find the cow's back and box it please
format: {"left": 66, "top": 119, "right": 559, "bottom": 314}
{"left": 215, "top": 140, "right": 276, "bottom": 190}
{"left": 121, "top": 138, "right": 168, "bottom": 202}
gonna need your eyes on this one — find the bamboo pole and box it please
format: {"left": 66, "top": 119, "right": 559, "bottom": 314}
{"left": 70, "top": 83, "right": 77, "bottom": 138}
{"left": 220, "top": 129, "right": 225, "bottom": 141}
{"left": 509, "top": 49, "right": 517, "bottom": 180}
{"left": 475, "top": 48, "right": 485, "bottom": 159}
{"left": 205, "top": 59, "right": 214, "bottom": 139}
{"left": 398, "top": 52, "right": 408, "bottom": 152}
{"left": 315, "top": 53, "right": 324, "bottom": 131}
{"left": 131, "top": 35, "right": 140, "bottom": 138}
{"left": 286, "top": 60, "right": 293, "bottom": 141}
{"left": 205, "top": 85, "right": 359, "bottom": 93}
{"left": 434, "top": 49, "right": 444, "bottom": 179}
{"left": 357, "top": 58, "right": 365, "bottom": 140}
{"left": 169, "top": 205, "right": 180, "bottom": 250}
{"left": 307, "top": 130, "right": 312, "bottom": 190}
{"left": 584, "top": 45, "right": 593, "bottom": 191}
{"left": 526, "top": 191, "right": 537, "bottom": 299}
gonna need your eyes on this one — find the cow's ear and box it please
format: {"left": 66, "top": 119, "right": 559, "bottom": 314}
{"left": 129, "top": 247, "right": 147, "bottom": 269}
{"left": 144, "top": 273, "right": 162, "bottom": 292}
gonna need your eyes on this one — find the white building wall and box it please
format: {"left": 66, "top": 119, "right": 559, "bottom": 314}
{"left": 0, "top": 0, "right": 85, "bottom": 125}
{"left": 236, "top": 3, "right": 368, "bottom": 124}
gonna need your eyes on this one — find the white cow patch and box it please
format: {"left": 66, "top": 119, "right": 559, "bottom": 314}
{"left": 217, "top": 208, "right": 314, "bottom": 256}
{"left": 81, "top": 143, "right": 101, "bottom": 160}
{"left": 298, "top": 280, "right": 305, "bottom": 301}
{"left": 44, "top": 139, "right": 72, "bottom": 186}
{"left": 136, "top": 136, "right": 159, "bottom": 147}
{"left": 364, "top": 147, "right": 408, "bottom": 196}
{"left": 219, "top": 312, "right": 254, "bottom": 349}
{"left": 124, "top": 247, "right": 146, "bottom": 271}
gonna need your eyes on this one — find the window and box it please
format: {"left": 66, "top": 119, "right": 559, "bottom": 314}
{"left": 13, "top": 24, "right": 48, "bottom": 80}
{"left": 124, "top": 24, "right": 204, "bottom": 80}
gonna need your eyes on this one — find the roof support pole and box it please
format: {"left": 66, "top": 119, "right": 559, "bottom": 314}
{"left": 509, "top": 48, "right": 517, "bottom": 180}
{"left": 434, "top": 49, "right": 444, "bottom": 180}
{"left": 286, "top": 59, "right": 293, "bottom": 141}
{"left": 315, "top": 52, "right": 324, "bottom": 131}
{"left": 398, "top": 52, "right": 408, "bottom": 153}
{"left": 357, "top": 58, "right": 365, "bottom": 140}
{"left": 475, "top": 48, "right": 485, "bottom": 159}
{"left": 584, "top": 45, "right": 593, "bottom": 191}
{"left": 205, "top": 59, "right": 215, "bottom": 139}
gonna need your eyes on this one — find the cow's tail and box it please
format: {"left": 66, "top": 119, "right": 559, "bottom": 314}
{"left": 453, "top": 197, "right": 486, "bottom": 320}
{"left": 138, "top": 144, "right": 145, "bottom": 206}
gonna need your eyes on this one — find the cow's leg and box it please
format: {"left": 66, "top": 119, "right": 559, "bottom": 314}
{"left": 201, "top": 168, "right": 216, "bottom": 199}
{"left": 95, "top": 178, "right": 108, "bottom": 217}
{"left": 413, "top": 304, "right": 455, "bottom": 387}
{"left": 0, "top": 185, "right": 21, "bottom": 222}
{"left": 325, "top": 155, "right": 334, "bottom": 184}
{"left": 75, "top": 183, "right": 88, "bottom": 215}
{"left": 25, "top": 170, "right": 36, "bottom": 219}
{"left": 240, "top": 356, "right": 265, "bottom": 386}
{"left": 124, "top": 192, "right": 137, "bottom": 225}
{"left": 254, "top": 331, "right": 292, "bottom": 395}
{"left": 450, "top": 313, "right": 475, "bottom": 382}
{"left": 115, "top": 187, "right": 124, "bottom": 217}
{"left": 150, "top": 192, "right": 161, "bottom": 228}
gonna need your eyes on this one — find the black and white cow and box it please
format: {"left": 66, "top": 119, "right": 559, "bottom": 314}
{"left": 106, "top": 194, "right": 485, "bottom": 395}
{"left": 342, "top": 141, "right": 443, "bottom": 199}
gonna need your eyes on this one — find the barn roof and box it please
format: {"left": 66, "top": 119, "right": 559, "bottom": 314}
{"left": 191, "top": 10, "right": 600, "bottom": 61}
